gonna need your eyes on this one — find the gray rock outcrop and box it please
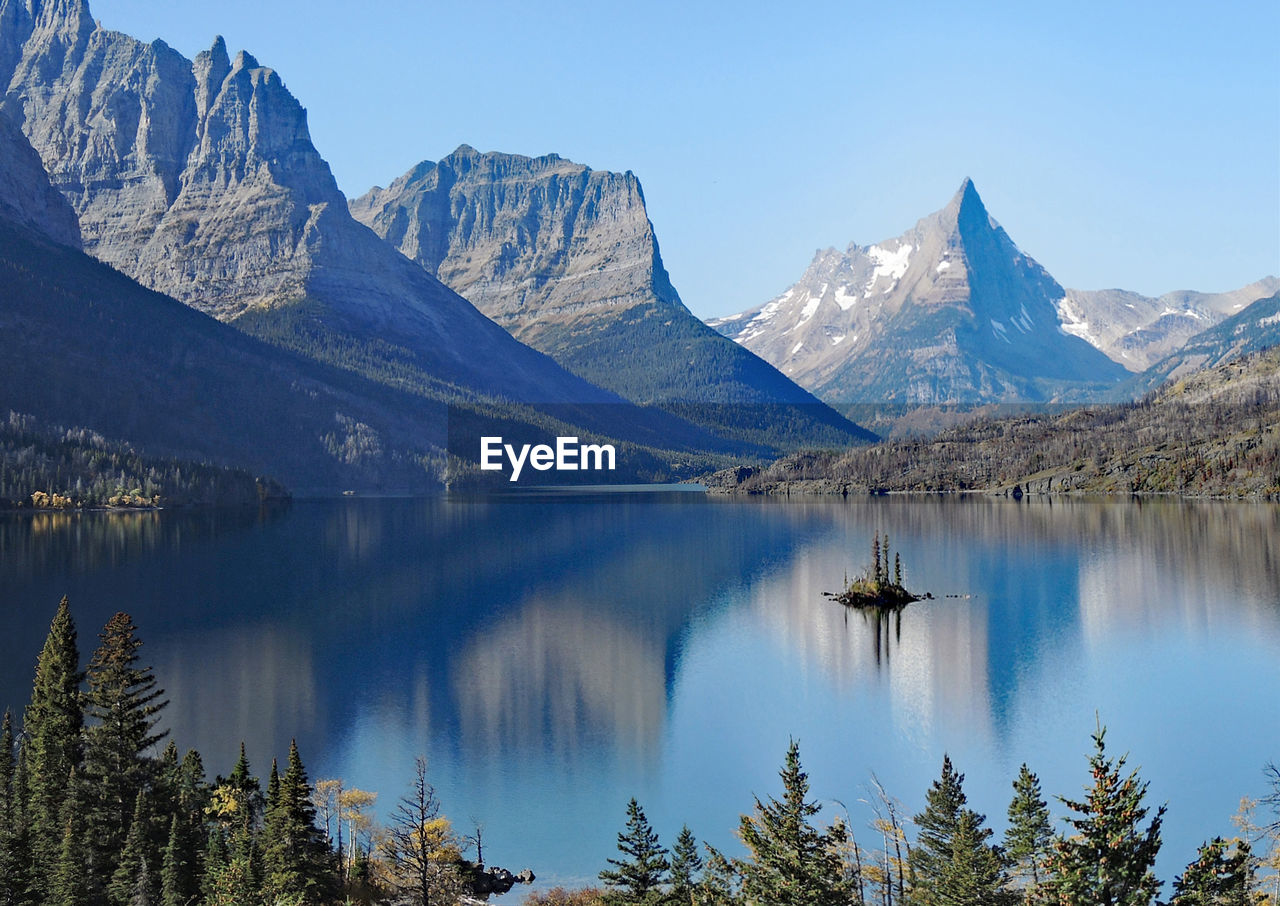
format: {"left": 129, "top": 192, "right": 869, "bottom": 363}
{"left": 0, "top": 105, "right": 78, "bottom": 245}
{"left": 0, "top": 0, "right": 618, "bottom": 406}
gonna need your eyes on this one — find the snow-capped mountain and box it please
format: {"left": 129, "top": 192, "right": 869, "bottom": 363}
{"left": 1059, "top": 278, "right": 1280, "bottom": 371}
{"left": 709, "top": 180, "right": 1127, "bottom": 405}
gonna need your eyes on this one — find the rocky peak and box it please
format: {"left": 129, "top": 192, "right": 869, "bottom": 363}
{"left": 0, "top": 106, "right": 79, "bottom": 245}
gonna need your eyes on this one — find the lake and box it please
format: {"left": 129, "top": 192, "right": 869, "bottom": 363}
{"left": 1, "top": 494, "right": 1278, "bottom": 896}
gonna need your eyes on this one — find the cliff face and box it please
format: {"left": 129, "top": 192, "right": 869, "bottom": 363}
{"left": 352, "top": 146, "right": 683, "bottom": 341}
{"left": 0, "top": 0, "right": 621, "bottom": 406}
{"left": 709, "top": 180, "right": 1128, "bottom": 406}
{"left": 0, "top": 106, "right": 78, "bottom": 246}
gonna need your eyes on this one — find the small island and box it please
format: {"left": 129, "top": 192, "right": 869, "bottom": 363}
{"left": 825, "top": 532, "right": 929, "bottom": 608}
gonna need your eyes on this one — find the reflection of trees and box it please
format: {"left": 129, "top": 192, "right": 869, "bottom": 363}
{"left": 853, "top": 604, "right": 904, "bottom": 669}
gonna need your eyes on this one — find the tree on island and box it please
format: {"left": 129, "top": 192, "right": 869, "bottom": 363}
{"left": 830, "top": 533, "right": 923, "bottom": 608}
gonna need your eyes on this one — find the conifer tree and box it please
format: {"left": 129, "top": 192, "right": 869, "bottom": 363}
{"left": 0, "top": 710, "right": 32, "bottom": 906}
{"left": 50, "top": 772, "right": 90, "bottom": 906}
{"left": 160, "top": 813, "right": 198, "bottom": 906}
{"left": 261, "top": 740, "right": 334, "bottom": 905}
{"left": 909, "top": 754, "right": 974, "bottom": 902}
{"left": 6, "top": 735, "right": 34, "bottom": 906}
{"left": 1004, "top": 764, "right": 1052, "bottom": 900}
{"left": 1170, "top": 837, "right": 1253, "bottom": 906}
{"left": 1043, "top": 726, "right": 1164, "bottom": 906}
{"left": 737, "top": 740, "right": 851, "bottom": 906}
{"left": 23, "top": 596, "right": 84, "bottom": 896}
{"left": 109, "top": 792, "right": 159, "bottom": 906}
{"left": 82, "top": 611, "right": 169, "bottom": 886}
{"left": 697, "top": 847, "right": 741, "bottom": 906}
{"left": 670, "top": 825, "right": 703, "bottom": 906}
{"left": 934, "top": 809, "right": 1015, "bottom": 906}
{"left": 599, "top": 798, "right": 670, "bottom": 904}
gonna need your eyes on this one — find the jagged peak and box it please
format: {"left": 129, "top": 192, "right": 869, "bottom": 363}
{"left": 231, "top": 49, "right": 259, "bottom": 71}
{"left": 205, "top": 34, "right": 229, "bottom": 65}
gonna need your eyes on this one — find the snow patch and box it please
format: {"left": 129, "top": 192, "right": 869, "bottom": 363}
{"left": 834, "top": 285, "right": 859, "bottom": 311}
{"left": 1259, "top": 312, "right": 1280, "bottom": 328}
{"left": 990, "top": 319, "right": 1011, "bottom": 344}
{"left": 936, "top": 260, "right": 951, "bottom": 272}
{"left": 791, "top": 341, "right": 804, "bottom": 355}
{"left": 795, "top": 293, "right": 822, "bottom": 328}
{"left": 864, "top": 243, "right": 913, "bottom": 296}
{"left": 831, "top": 334, "right": 846, "bottom": 345}
{"left": 1055, "top": 296, "right": 1099, "bottom": 347}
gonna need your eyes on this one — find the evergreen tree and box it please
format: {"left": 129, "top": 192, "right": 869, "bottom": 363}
{"left": 7, "top": 735, "right": 34, "bottom": 906}
{"left": 909, "top": 754, "right": 974, "bottom": 902}
{"left": 22, "top": 596, "right": 84, "bottom": 897}
{"left": 260, "top": 740, "right": 334, "bottom": 905}
{"left": 1170, "top": 837, "right": 1253, "bottom": 906}
{"left": 109, "top": 792, "right": 159, "bottom": 906}
{"left": 82, "top": 611, "right": 169, "bottom": 890}
{"left": 697, "top": 847, "right": 741, "bottom": 906}
{"left": 1004, "top": 764, "right": 1052, "bottom": 900}
{"left": 50, "top": 774, "right": 90, "bottom": 906}
{"left": 161, "top": 813, "right": 198, "bottom": 906}
{"left": 737, "top": 740, "right": 851, "bottom": 906}
{"left": 934, "top": 810, "right": 1015, "bottom": 906}
{"left": 670, "top": 825, "right": 703, "bottom": 906}
{"left": 1043, "top": 726, "right": 1164, "bottom": 906}
{"left": 0, "top": 710, "right": 32, "bottom": 906}
{"left": 599, "top": 798, "right": 670, "bottom": 905}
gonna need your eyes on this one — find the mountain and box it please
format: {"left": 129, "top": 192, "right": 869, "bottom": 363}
{"left": 0, "top": 0, "right": 633, "bottom": 411}
{"left": 1058, "top": 278, "right": 1280, "bottom": 371}
{"left": 1118, "top": 292, "right": 1280, "bottom": 398}
{"left": 350, "top": 146, "right": 874, "bottom": 448}
{"left": 708, "top": 180, "right": 1129, "bottom": 406}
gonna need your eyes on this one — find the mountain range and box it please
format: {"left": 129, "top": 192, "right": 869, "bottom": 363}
{"left": 708, "top": 182, "right": 1275, "bottom": 415}
{"left": 0, "top": 0, "right": 869, "bottom": 495}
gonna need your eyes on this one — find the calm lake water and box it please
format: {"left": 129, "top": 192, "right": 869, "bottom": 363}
{"left": 2, "top": 495, "right": 1278, "bottom": 895}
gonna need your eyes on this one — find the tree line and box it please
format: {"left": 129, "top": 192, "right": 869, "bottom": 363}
{"left": 0, "top": 599, "right": 518, "bottom": 906}
{"left": 567, "top": 737, "right": 1278, "bottom": 906}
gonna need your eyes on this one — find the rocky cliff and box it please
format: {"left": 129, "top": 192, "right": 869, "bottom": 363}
{"left": 709, "top": 180, "right": 1128, "bottom": 406}
{"left": 0, "top": 105, "right": 78, "bottom": 246}
{"left": 0, "top": 0, "right": 621, "bottom": 407}
{"left": 351, "top": 146, "right": 874, "bottom": 447}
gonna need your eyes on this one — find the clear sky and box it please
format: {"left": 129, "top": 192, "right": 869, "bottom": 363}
{"left": 87, "top": 0, "right": 1279, "bottom": 319}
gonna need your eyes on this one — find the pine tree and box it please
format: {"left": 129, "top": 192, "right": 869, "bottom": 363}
{"left": 670, "top": 825, "right": 703, "bottom": 906}
{"left": 1170, "top": 837, "right": 1253, "bottom": 906}
{"left": 260, "top": 740, "right": 334, "bottom": 905}
{"left": 909, "top": 753, "right": 974, "bottom": 902}
{"left": 599, "top": 798, "right": 670, "bottom": 904}
{"left": 109, "top": 792, "right": 159, "bottom": 906}
{"left": 737, "top": 740, "right": 851, "bottom": 906}
{"left": 6, "top": 735, "right": 34, "bottom": 906}
{"left": 160, "top": 813, "right": 198, "bottom": 906}
{"left": 0, "top": 710, "right": 32, "bottom": 906}
{"left": 1004, "top": 764, "right": 1052, "bottom": 900}
{"left": 23, "top": 596, "right": 84, "bottom": 898}
{"left": 697, "top": 847, "right": 741, "bottom": 906}
{"left": 82, "top": 611, "right": 169, "bottom": 889}
{"left": 934, "top": 809, "right": 1015, "bottom": 906}
{"left": 50, "top": 773, "right": 90, "bottom": 906}
{"left": 1043, "top": 726, "right": 1164, "bottom": 906}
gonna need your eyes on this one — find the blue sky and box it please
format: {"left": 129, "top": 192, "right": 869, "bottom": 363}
{"left": 89, "top": 0, "right": 1278, "bottom": 318}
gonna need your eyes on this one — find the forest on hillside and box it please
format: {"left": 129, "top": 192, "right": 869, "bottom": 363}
{"left": 705, "top": 347, "right": 1280, "bottom": 499}
{"left": 0, "top": 412, "right": 285, "bottom": 510}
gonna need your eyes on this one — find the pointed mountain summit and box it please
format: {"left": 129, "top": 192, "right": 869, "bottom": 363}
{"left": 709, "top": 180, "right": 1128, "bottom": 406}
{"left": 352, "top": 146, "right": 874, "bottom": 448}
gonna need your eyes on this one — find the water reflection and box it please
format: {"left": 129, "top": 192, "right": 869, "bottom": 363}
{"left": 0, "top": 496, "right": 1277, "bottom": 889}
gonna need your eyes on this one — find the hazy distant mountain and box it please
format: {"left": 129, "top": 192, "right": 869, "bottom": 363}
{"left": 351, "top": 146, "right": 874, "bottom": 448}
{"left": 709, "top": 180, "right": 1127, "bottom": 406}
{"left": 1059, "top": 278, "right": 1280, "bottom": 371}
{"left": 1118, "top": 293, "right": 1280, "bottom": 398}
{"left": 0, "top": 0, "right": 629, "bottom": 410}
